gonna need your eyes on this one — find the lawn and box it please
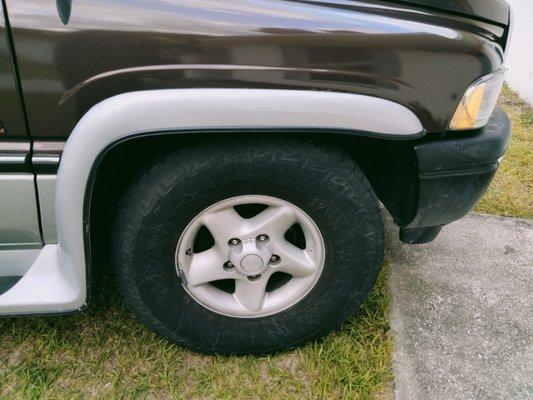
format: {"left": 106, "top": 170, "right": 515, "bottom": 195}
{"left": 0, "top": 87, "right": 530, "bottom": 399}
{"left": 476, "top": 85, "right": 533, "bottom": 218}
{"left": 0, "top": 265, "right": 392, "bottom": 400}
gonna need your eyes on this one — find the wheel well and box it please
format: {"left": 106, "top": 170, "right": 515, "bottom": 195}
{"left": 88, "top": 131, "right": 418, "bottom": 266}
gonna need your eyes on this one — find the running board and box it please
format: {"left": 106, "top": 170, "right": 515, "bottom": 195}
{"left": 0, "top": 245, "right": 85, "bottom": 315}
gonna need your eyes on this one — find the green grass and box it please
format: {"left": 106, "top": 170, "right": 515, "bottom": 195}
{"left": 476, "top": 85, "right": 533, "bottom": 218}
{"left": 1, "top": 87, "right": 530, "bottom": 400}
{"left": 0, "top": 260, "right": 393, "bottom": 399}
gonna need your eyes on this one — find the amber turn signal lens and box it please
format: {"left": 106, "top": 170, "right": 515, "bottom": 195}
{"left": 449, "top": 70, "right": 504, "bottom": 131}
{"left": 450, "top": 84, "right": 486, "bottom": 130}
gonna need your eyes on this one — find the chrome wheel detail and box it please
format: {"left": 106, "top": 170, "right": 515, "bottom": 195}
{"left": 176, "top": 195, "right": 325, "bottom": 317}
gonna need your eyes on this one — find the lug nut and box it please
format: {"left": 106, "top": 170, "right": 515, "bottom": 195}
{"left": 229, "top": 238, "right": 241, "bottom": 246}
{"left": 185, "top": 248, "right": 192, "bottom": 256}
{"left": 248, "top": 274, "right": 261, "bottom": 282}
{"left": 257, "top": 234, "right": 269, "bottom": 242}
{"left": 270, "top": 255, "right": 280, "bottom": 263}
{"left": 224, "top": 261, "right": 234, "bottom": 269}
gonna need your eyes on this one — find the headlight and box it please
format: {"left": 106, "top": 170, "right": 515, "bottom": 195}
{"left": 449, "top": 70, "right": 505, "bottom": 131}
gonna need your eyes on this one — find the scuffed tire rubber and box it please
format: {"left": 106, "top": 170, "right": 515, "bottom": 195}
{"left": 112, "top": 137, "right": 384, "bottom": 354}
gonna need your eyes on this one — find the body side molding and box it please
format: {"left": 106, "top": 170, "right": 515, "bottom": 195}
{"left": 0, "top": 88, "right": 424, "bottom": 313}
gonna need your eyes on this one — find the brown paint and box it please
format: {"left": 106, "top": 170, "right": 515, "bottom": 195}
{"left": 2, "top": 0, "right": 509, "bottom": 139}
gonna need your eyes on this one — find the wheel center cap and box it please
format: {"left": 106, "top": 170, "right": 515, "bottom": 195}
{"left": 229, "top": 238, "right": 272, "bottom": 276}
{"left": 240, "top": 254, "right": 263, "bottom": 274}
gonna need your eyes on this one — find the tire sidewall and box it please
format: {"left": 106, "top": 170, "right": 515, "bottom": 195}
{"left": 116, "top": 140, "right": 383, "bottom": 353}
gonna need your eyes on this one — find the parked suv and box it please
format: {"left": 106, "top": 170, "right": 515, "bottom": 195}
{"left": 0, "top": 0, "right": 511, "bottom": 354}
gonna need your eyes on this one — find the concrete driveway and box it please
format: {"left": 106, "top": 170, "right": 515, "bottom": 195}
{"left": 387, "top": 213, "right": 533, "bottom": 400}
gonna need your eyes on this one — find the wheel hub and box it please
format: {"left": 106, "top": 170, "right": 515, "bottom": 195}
{"left": 229, "top": 238, "right": 272, "bottom": 276}
{"left": 176, "top": 195, "right": 325, "bottom": 317}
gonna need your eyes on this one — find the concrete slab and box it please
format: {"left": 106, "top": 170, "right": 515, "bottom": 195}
{"left": 387, "top": 213, "right": 533, "bottom": 400}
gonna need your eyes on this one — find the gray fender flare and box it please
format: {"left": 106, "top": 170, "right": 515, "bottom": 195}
{"left": 53, "top": 88, "right": 423, "bottom": 309}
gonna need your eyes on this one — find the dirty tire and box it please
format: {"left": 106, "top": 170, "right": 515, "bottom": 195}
{"left": 112, "top": 137, "right": 384, "bottom": 354}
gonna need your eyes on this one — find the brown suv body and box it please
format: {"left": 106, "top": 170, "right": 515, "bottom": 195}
{"left": 3, "top": 0, "right": 509, "bottom": 139}
{"left": 0, "top": 1, "right": 512, "bottom": 326}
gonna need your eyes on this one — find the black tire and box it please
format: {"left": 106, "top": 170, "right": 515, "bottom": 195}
{"left": 112, "top": 137, "right": 384, "bottom": 354}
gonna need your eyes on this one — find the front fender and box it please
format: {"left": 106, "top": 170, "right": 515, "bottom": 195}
{"left": 1, "top": 88, "right": 422, "bottom": 314}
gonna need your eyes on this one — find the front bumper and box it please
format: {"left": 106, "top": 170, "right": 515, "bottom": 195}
{"left": 400, "top": 107, "right": 511, "bottom": 243}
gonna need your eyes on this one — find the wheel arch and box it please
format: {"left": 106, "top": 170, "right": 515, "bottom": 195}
{"left": 55, "top": 88, "right": 424, "bottom": 309}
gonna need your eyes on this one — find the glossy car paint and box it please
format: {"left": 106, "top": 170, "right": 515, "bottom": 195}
{"left": 4, "top": 0, "right": 506, "bottom": 139}
{"left": 0, "top": 1, "right": 27, "bottom": 138}
{"left": 0, "top": 3, "right": 41, "bottom": 253}
{"left": 395, "top": 0, "right": 510, "bottom": 26}
{"left": 0, "top": 140, "right": 30, "bottom": 172}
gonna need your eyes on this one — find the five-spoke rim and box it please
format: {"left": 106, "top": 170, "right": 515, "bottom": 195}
{"left": 175, "top": 195, "right": 325, "bottom": 317}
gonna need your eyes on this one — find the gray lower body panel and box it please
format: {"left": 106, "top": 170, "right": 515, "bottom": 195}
{"left": 36, "top": 175, "right": 57, "bottom": 243}
{"left": 0, "top": 174, "right": 41, "bottom": 248}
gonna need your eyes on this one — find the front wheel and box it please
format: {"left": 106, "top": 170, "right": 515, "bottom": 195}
{"left": 113, "top": 137, "right": 384, "bottom": 354}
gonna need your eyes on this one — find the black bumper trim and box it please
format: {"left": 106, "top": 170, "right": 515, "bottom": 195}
{"left": 401, "top": 106, "right": 511, "bottom": 236}
{"left": 419, "top": 161, "right": 499, "bottom": 179}
{"left": 400, "top": 226, "right": 443, "bottom": 244}
{"left": 415, "top": 107, "right": 511, "bottom": 174}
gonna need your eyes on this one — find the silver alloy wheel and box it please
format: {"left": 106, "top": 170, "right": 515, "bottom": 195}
{"left": 175, "top": 195, "right": 325, "bottom": 317}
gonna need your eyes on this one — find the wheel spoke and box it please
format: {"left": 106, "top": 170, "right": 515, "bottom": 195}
{"left": 177, "top": 195, "right": 325, "bottom": 317}
{"left": 186, "top": 248, "right": 233, "bottom": 287}
{"left": 274, "top": 240, "right": 317, "bottom": 278}
{"left": 245, "top": 205, "right": 297, "bottom": 238}
{"left": 201, "top": 207, "right": 245, "bottom": 249}
{"left": 233, "top": 277, "right": 269, "bottom": 311}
